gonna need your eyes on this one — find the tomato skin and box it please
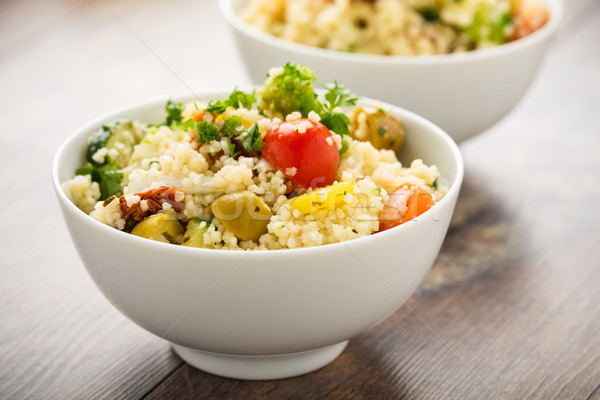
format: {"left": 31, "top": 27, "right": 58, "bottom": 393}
{"left": 379, "top": 183, "right": 433, "bottom": 231}
{"left": 262, "top": 119, "right": 339, "bottom": 189}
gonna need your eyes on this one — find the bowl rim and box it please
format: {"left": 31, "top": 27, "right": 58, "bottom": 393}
{"left": 52, "top": 89, "right": 464, "bottom": 257}
{"left": 219, "top": 0, "right": 563, "bottom": 65}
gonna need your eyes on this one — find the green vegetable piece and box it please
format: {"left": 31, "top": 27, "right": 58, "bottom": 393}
{"left": 322, "top": 81, "right": 358, "bottom": 110}
{"left": 318, "top": 81, "right": 358, "bottom": 136}
{"left": 221, "top": 116, "right": 245, "bottom": 138}
{"left": 226, "top": 140, "right": 241, "bottom": 158}
{"left": 320, "top": 112, "right": 352, "bottom": 136}
{"left": 75, "top": 161, "right": 123, "bottom": 200}
{"left": 258, "top": 62, "right": 319, "bottom": 117}
{"left": 211, "top": 191, "right": 273, "bottom": 242}
{"left": 206, "top": 88, "right": 256, "bottom": 113}
{"left": 131, "top": 213, "right": 184, "bottom": 244}
{"left": 182, "top": 217, "right": 213, "bottom": 248}
{"left": 418, "top": 7, "right": 438, "bottom": 22}
{"left": 238, "top": 123, "right": 264, "bottom": 154}
{"left": 468, "top": 9, "right": 513, "bottom": 45}
{"left": 179, "top": 118, "right": 196, "bottom": 130}
{"left": 227, "top": 88, "right": 256, "bottom": 110}
{"left": 164, "top": 100, "right": 183, "bottom": 126}
{"left": 86, "top": 125, "right": 112, "bottom": 167}
{"left": 197, "top": 121, "right": 220, "bottom": 145}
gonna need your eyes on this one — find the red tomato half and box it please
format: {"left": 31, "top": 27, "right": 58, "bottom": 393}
{"left": 262, "top": 119, "right": 339, "bottom": 189}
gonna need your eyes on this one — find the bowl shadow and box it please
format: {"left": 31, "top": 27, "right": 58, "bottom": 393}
{"left": 418, "top": 169, "right": 525, "bottom": 293}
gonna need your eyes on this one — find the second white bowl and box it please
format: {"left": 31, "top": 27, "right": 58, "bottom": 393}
{"left": 220, "top": 0, "right": 562, "bottom": 142}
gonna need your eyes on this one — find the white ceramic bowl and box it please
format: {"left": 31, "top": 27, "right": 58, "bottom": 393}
{"left": 53, "top": 90, "right": 463, "bottom": 380}
{"left": 220, "top": 0, "right": 562, "bottom": 143}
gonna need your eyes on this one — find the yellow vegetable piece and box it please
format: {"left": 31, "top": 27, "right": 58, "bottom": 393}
{"left": 288, "top": 181, "right": 356, "bottom": 215}
{"left": 131, "top": 213, "right": 184, "bottom": 244}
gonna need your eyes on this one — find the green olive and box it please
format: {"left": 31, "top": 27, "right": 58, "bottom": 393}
{"left": 349, "top": 107, "right": 405, "bottom": 153}
{"left": 131, "top": 212, "right": 184, "bottom": 244}
{"left": 182, "top": 218, "right": 213, "bottom": 248}
{"left": 211, "top": 191, "right": 273, "bottom": 242}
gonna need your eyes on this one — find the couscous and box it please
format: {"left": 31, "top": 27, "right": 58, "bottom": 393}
{"left": 241, "top": 0, "right": 550, "bottom": 55}
{"left": 64, "top": 64, "right": 446, "bottom": 250}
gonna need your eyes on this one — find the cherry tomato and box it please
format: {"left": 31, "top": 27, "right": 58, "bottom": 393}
{"left": 262, "top": 118, "right": 339, "bottom": 189}
{"left": 379, "top": 183, "right": 433, "bottom": 231}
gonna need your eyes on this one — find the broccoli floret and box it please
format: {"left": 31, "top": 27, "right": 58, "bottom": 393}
{"left": 258, "top": 63, "right": 319, "bottom": 118}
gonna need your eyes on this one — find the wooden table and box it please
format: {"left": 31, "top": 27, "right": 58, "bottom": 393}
{"left": 1, "top": 0, "right": 599, "bottom": 398}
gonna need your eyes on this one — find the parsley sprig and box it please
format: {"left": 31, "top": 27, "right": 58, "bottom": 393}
{"left": 163, "top": 100, "right": 184, "bottom": 126}
{"left": 206, "top": 88, "right": 256, "bottom": 114}
{"left": 315, "top": 81, "right": 358, "bottom": 136}
{"left": 180, "top": 115, "right": 264, "bottom": 156}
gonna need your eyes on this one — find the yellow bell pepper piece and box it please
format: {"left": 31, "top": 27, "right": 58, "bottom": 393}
{"left": 288, "top": 181, "right": 356, "bottom": 215}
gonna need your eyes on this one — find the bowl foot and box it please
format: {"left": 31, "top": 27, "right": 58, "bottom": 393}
{"left": 171, "top": 341, "right": 348, "bottom": 380}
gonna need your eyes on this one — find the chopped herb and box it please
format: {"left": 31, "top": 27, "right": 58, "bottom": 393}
{"left": 432, "top": 179, "right": 438, "bottom": 189}
{"left": 227, "top": 88, "right": 256, "bottom": 109}
{"left": 418, "top": 7, "right": 438, "bottom": 22}
{"left": 164, "top": 100, "right": 183, "bottom": 126}
{"left": 221, "top": 116, "right": 245, "bottom": 138}
{"left": 102, "top": 195, "right": 116, "bottom": 207}
{"left": 238, "top": 123, "right": 264, "bottom": 154}
{"left": 322, "top": 81, "right": 359, "bottom": 110}
{"left": 179, "top": 118, "right": 196, "bottom": 130}
{"left": 75, "top": 161, "right": 123, "bottom": 200}
{"left": 378, "top": 127, "right": 387, "bottom": 136}
{"left": 206, "top": 88, "right": 256, "bottom": 113}
{"left": 352, "top": 229, "right": 358, "bottom": 234}
{"left": 316, "top": 81, "right": 358, "bottom": 136}
{"left": 320, "top": 112, "right": 352, "bottom": 136}
{"left": 205, "top": 100, "right": 228, "bottom": 114}
{"left": 197, "top": 121, "right": 220, "bottom": 145}
{"left": 226, "top": 140, "right": 241, "bottom": 158}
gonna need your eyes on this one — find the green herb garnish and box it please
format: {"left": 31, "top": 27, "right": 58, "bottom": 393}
{"left": 206, "top": 88, "right": 256, "bottom": 113}
{"left": 179, "top": 118, "right": 196, "bottom": 130}
{"left": 238, "top": 123, "right": 264, "bottom": 154}
{"left": 197, "top": 121, "right": 220, "bottom": 145}
{"left": 221, "top": 116, "right": 246, "bottom": 138}
{"left": 418, "top": 7, "right": 438, "bottom": 22}
{"left": 164, "top": 100, "right": 184, "bottom": 126}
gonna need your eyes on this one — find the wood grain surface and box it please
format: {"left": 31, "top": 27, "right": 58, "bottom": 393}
{"left": 1, "top": 0, "right": 599, "bottom": 399}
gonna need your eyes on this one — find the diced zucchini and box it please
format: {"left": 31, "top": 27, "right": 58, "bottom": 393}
{"left": 182, "top": 218, "right": 213, "bottom": 248}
